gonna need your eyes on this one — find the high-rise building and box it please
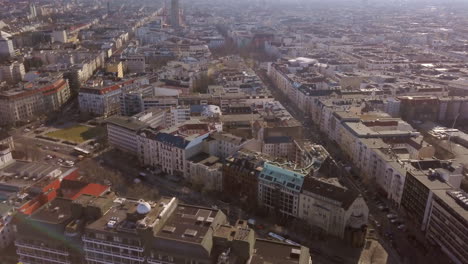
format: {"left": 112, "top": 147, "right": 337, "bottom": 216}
{"left": 171, "top": 0, "right": 180, "bottom": 29}
{"left": 29, "top": 2, "right": 37, "bottom": 18}
{"left": 0, "top": 31, "right": 15, "bottom": 59}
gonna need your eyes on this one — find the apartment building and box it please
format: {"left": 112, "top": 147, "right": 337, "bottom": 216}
{"left": 120, "top": 85, "right": 154, "bottom": 116}
{"left": 187, "top": 153, "right": 223, "bottom": 191}
{"left": 222, "top": 149, "right": 266, "bottom": 209}
{"left": 79, "top": 82, "right": 123, "bottom": 117}
{"left": 106, "top": 115, "right": 149, "bottom": 154}
{"left": 0, "top": 61, "right": 25, "bottom": 84}
{"left": 0, "top": 74, "right": 71, "bottom": 125}
{"left": 400, "top": 160, "right": 463, "bottom": 229}
{"left": 262, "top": 136, "right": 294, "bottom": 160}
{"left": 137, "top": 121, "right": 214, "bottom": 177}
{"left": 203, "top": 132, "right": 246, "bottom": 159}
{"left": 123, "top": 54, "right": 145, "bottom": 73}
{"left": 426, "top": 190, "right": 468, "bottom": 264}
{"left": 299, "top": 177, "right": 368, "bottom": 244}
{"left": 257, "top": 162, "right": 306, "bottom": 218}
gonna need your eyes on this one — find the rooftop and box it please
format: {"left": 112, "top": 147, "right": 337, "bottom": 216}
{"left": 250, "top": 239, "right": 309, "bottom": 264}
{"left": 259, "top": 163, "right": 305, "bottom": 192}
{"left": 155, "top": 204, "right": 219, "bottom": 244}
{"left": 433, "top": 189, "right": 468, "bottom": 221}
{"left": 31, "top": 198, "right": 73, "bottom": 224}
{"left": 106, "top": 115, "right": 148, "bottom": 131}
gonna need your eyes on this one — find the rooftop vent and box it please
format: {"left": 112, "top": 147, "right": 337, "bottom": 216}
{"left": 107, "top": 220, "right": 117, "bottom": 229}
{"left": 184, "top": 229, "right": 198, "bottom": 237}
{"left": 196, "top": 216, "right": 205, "bottom": 224}
{"left": 162, "top": 226, "right": 176, "bottom": 233}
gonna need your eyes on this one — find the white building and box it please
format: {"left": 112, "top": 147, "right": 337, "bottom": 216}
{"left": 203, "top": 132, "right": 246, "bottom": 159}
{"left": 106, "top": 115, "right": 148, "bottom": 154}
{"left": 79, "top": 84, "right": 122, "bottom": 117}
{"left": 299, "top": 177, "right": 369, "bottom": 240}
{"left": 187, "top": 153, "right": 223, "bottom": 191}
{"left": 137, "top": 122, "right": 214, "bottom": 177}
{"left": 262, "top": 136, "right": 294, "bottom": 160}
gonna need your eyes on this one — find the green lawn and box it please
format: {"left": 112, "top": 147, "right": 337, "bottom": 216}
{"left": 45, "top": 125, "right": 105, "bottom": 143}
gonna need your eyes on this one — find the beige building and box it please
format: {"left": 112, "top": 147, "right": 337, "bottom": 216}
{"left": 0, "top": 74, "right": 70, "bottom": 125}
{"left": 106, "top": 61, "right": 124, "bottom": 78}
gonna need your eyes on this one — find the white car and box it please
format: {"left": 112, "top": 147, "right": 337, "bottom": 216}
{"left": 397, "top": 224, "right": 406, "bottom": 230}
{"left": 387, "top": 214, "right": 397, "bottom": 219}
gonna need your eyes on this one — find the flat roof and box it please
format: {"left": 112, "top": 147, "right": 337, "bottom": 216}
{"left": 432, "top": 189, "right": 468, "bottom": 221}
{"left": 106, "top": 115, "right": 148, "bottom": 131}
{"left": 250, "top": 239, "right": 309, "bottom": 264}
{"left": 155, "top": 204, "right": 219, "bottom": 244}
{"left": 31, "top": 198, "right": 73, "bottom": 224}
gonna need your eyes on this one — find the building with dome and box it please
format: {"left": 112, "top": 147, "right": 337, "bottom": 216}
{"left": 14, "top": 194, "right": 312, "bottom": 264}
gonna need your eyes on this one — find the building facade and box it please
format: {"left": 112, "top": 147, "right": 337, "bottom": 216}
{"left": 0, "top": 76, "right": 70, "bottom": 125}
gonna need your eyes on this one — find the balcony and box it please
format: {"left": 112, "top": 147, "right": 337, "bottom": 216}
{"left": 84, "top": 246, "right": 145, "bottom": 261}
{"left": 82, "top": 236, "right": 144, "bottom": 252}
{"left": 15, "top": 241, "right": 69, "bottom": 256}
{"left": 85, "top": 254, "right": 144, "bottom": 264}
{"left": 17, "top": 250, "right": 71, "bottom": 264}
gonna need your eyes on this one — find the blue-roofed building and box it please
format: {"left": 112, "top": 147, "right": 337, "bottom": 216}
{"left": 137, "top": 121, "right": 215, "bottom": 178}
{"left": 258, "top": 162, "right": 306, "bottom": 218}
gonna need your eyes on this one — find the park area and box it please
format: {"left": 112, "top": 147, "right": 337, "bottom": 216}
{"left": 45, "top": 125, "right": 105, "bottom": 143}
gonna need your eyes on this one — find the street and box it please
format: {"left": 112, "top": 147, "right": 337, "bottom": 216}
{"left": 255, "top": 65, "right": 453, "bottom": 264}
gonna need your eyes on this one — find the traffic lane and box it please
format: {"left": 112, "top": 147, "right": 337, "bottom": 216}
{"left": 14, "top": 136, "right": 76, "bottom": 160}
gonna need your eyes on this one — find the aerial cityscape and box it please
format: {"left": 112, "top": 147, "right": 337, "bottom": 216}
{"left": 0, "top": 0, "right": 467, "bottom": 263}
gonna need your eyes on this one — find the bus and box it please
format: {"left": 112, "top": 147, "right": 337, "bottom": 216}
{"left": 74, "top": 147, "right": 91, "bottom": 156}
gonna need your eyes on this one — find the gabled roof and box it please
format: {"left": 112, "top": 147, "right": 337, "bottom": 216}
{"left": 302, "top": 177, "right": 358, "bottom": 210}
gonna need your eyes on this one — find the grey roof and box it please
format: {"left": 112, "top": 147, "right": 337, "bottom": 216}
{"left": 154, "top": 133, "right": 190, "bottom": 149}
{"left": 106, "top": 116, "right": 148, "bottom": 131}
{"left": 302, "top": 176, "right": 358, "bottom": 209}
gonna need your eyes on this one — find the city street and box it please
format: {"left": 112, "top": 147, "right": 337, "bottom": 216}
{"left": 255, "top": 65, "right": 455, "bottom": 264}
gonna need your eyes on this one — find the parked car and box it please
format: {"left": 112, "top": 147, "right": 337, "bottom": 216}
{"left": 397, "top": 224, "right": 406, "bottom": 230}
{"left": 387, "top": 214, "right": 397, "bottom": 219}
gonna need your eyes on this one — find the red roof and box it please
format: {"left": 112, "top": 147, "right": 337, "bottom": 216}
{"left": 70, "top": 183, "right": 109, "bottom": 200}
